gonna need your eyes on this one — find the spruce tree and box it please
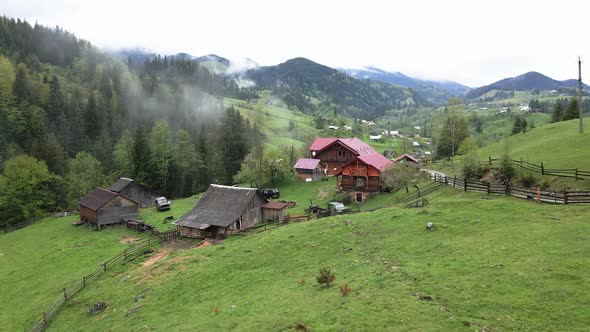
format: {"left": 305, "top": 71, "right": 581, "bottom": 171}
{"left": 131, "top": 126, "right": 152, "bottom": 186}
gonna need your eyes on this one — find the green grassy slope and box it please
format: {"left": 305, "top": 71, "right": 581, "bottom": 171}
{"left": 0, "top": 216, "right": 152, "bottom": 331}
{"left": 224, "top": 92, "right": 318, "bottom": 150}
{"left": 478, "top": 119, "right": 590, "bottom": 168}
{"left": 47, "top": 189, "right": 590, "bottom": 331}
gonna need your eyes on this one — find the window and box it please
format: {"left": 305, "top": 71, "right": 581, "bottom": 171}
{"left": 356, "top": 177, "right": 365, "bottom": 188}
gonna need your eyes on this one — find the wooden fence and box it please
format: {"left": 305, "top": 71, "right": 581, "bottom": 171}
{"left": 26, "top": 229, "right": 180, "bottom": 332}
{"left": 422, "top": 157, "right": 590, "bottom": 181}
{"left": 431, "top": 173, "right": 590, "bottom": 204}
{"left": 2, "top": 216, "right": 45, "bottom": 234}
{"left": 394, "top": 181, "right": 447, "bottom": 205}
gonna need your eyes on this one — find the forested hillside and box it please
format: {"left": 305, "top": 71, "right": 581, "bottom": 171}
{"left": 0, "top": 17, "right": 259, "bottom": 225}
{"left": 244, "top": 57, "right": 425, "bottom": 119}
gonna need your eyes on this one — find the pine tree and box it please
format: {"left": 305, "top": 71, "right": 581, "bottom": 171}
{"left": 149, "top": 120, "right": 172, "bottom": 193}
{"left": 564, "top": 98, "right": 579, "bottom": 120}
{"left": 84, "top": 92, "right": 100, "bottom": 139}
{"left": 512, "top": 116, "right": 522, "bottom": 135}
{"left": 552, "top": 100, "right": 563, "bottom": 122}
{"left": 131, "top": 126, "right": 152, "bottom": 186}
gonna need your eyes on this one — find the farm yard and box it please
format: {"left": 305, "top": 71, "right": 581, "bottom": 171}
{"left": 5, "top": 188, "right": 586, "bottom": 331}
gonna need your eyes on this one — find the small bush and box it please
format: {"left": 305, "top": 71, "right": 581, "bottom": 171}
{"left": 213, "top": 306, "right": 219, "bottom": 314}
{"left": 298, "top": 278, "right": 305, "bottom": 285}
{"left": 519, "top": 172, "right": 537, "bottom": 188}
{"left": 339, "top": 283, "right": 352, "bottom": 296}
{"left": 316, "top": 267, "right": 336, "bottom": 287}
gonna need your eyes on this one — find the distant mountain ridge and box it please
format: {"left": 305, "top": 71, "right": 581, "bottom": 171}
{"left": 243, "top": 57, "right": 426, "bottom": 119}
{"left": 466, "top": 71, "right": 589, "bottom": 99}
{"left": 341, "top": 67, "right": 471, "bottom": 96}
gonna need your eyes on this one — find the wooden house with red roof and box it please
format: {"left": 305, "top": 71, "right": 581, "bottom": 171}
{"left": 308, "top": 137, "right": 376, "bottom": 175}
{"left": 336, "top": 153, "right": 393, "bottom": 202}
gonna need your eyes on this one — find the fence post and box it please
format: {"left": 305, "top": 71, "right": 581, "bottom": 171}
{"left": 564, "top": 190, "right": 568, "bottom": 205}
{"left": 124, "top": 249, "right": 127, "bottom": 261}
{"left": 575, "top": 168, "right": 579, "bottom": 181}
{"left": 453, "top": 176, "right": 456, "bottom": 188}
{"left": 63, "top": 288, "right": 67, "bottom": 300}
{"left": 541, "top": 162, "right": 544, "bottom": 175}
{"left": 489, "top": 156, "right": 492, "bottom": 165}
{"left": 464, "top": 178, "right": 468, "bottom": 191}
{"left": 83, "top": 276, "right": 86, "bottom": 287}
{"left": 486, "top": 182, "right": 490, "bottom": 194}
{"left": 444, "top": 176, "right": 448, "bottom": 184}
{"left": 43, "top": 312, "right": 47, "bottom": 327}
{"left": 102, "top": 262, "right": 107, "bottom": 272}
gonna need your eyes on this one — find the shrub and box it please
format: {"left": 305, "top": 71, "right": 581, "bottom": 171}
{"left": 298, "top": 278, "right": 305, "bottom": 285}
{"left": 461, "top": 151, "right": 481, "bottom": 179}
{"left": 316, "top": 267, "right": 336, "bottom": 287}
{"left": 213, "top": 306, "right": 219, "bottom": 314}
{"left": 339, "top": 283, "right": 352, "bottom": 296}
{"left": 519, "top": 172, "right": 537, "bottom": 188}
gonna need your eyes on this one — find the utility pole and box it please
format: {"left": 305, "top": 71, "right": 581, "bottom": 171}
{"left": 579, "top": 56, "right": 584, "bottom": 134}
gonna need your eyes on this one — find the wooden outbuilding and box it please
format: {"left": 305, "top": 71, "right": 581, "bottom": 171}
{"left": 336, "top": 154, "right": 393, "bottom": 202}
{"left": 173, "top": 185, "right": 268, "bottom": 238}
{"left": 261, "top": 202, "right": 289, "bottom": 222}
{"left": 392, "top": 153, "right": 421, "bottom": 168}
{"left": 79, "top": 188, "right": 139, "bottom": 227}
{"left": 108, "top": 178, "right": 159, "bottom": 208}
{"left": 294, "top": 158, "right": 326, "bottom": 181}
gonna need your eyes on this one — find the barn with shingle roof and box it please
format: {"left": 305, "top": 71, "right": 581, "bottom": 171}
{"left": 79, "top": 188, "right": 138, "bottom": 227}
{"left": 173, "top": 185, "right": 268, "bottom": 238}
{"left": 108, "top": 177, "right": 159, "bottom": 208}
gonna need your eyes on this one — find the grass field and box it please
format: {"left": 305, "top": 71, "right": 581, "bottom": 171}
{"left": 42, "top": 188, "right": 590, "bottom": 331}
{"left": 139, "top": 194, "right": 200, "bottom": 231}
{"left": 0, "top": 216, "right": 152, "bottom": 331}
{"left": 478, "top": 118, "right": 590, "bottom": 169}
{"left": 224, "top": 91, "right": 318, "bottom": 151}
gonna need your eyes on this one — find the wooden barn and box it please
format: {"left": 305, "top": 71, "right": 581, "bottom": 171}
{"left": 108, "top": 178, "right": 159, "bottom": 208}
{"left": 336, "top": 154, "right": 393, "bottom": 202}
{"left": 79, "top": 188, "right": 139, "bottom": 227}
{"left": 173, "top": 185, "right": 268, "bottom": 238}
{"left": 308, "top": 137, "right": 376, "bottom": 176}
{"left": 392, "top": 153, "right": 421, "bottom": 168}
{"left": 293, "top": 158, "right": 326, "bottom": 181}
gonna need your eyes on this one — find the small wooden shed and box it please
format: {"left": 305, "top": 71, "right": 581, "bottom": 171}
{"left": 261, "top": 202, "right": 289, "bottom": 222}
{"left": 108, "top": 178, "right": 159, "bottom": 208}
{"left": 294, "top": 158, "right": 326, "bottom": 181}
{"left": 173, "top": 185, "right": 268, "bottom": 238}
{"left": 79, "top": 188, "right": 139, "bottom": 227}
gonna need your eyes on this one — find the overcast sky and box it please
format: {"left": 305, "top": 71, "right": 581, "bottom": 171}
{"left": 2, "top": 0, "right": 588, "bottom": 87}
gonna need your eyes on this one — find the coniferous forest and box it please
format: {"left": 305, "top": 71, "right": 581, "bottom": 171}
{"left": 0, "top": 17, "right": 261, "bottom": 225}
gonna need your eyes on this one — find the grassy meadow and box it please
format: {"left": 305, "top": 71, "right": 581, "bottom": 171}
{"left": 0, "top": 216, "right": 152, "bottom": 331}
{"left": 42, "top": 188, "right": 590, "bottom": 331}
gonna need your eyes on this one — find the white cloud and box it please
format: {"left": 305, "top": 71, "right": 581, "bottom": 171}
{"left": 1, "top": 0, "right": 588, "bottom": 86}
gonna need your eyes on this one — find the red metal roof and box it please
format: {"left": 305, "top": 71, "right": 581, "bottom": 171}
{"left": 309, "top": 137, "right": 376, "bottom": 156}
{"left": 357, "top": 154, "right": 393, "bottom": 171}
{"left": 294, "top": 158, "right": 321, "bottom": 170}
{"left": 392, "top": 153, "right": 420, "bottom": 164}
{"left": 309, "top": 138, "right": 338, "bottom": 151}
{"left": 261, "top": 202, "right": 289, "bottom": 210}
